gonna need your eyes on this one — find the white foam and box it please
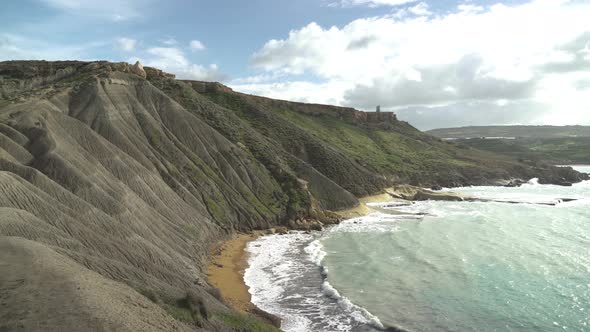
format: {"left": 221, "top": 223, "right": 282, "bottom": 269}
{"left": 244, "top": 233, "right": 313, "bottom": 312}
{"left": 327, "top": 212, "right": 410, "bottom": 234}
{"left": 304, "top": 239, "right": 386, "bottom": 330}
{"left": 527, "top": 177, "right": 540, "bottom": 185}
{"left": 320, "top": 280, "right": 385, "bottom": 329}
{"left": 244, "top": 226, "right": 391, "bottom": 331}
{"left": 304, "top": 239, "right": 326, "bottom": 266}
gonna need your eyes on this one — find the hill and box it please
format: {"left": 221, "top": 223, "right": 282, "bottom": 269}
{"left": 0, "top": 60, "right": 587, "bottom": 331}
{"left": 427, "top": 126, "right": 590, "bottom": 164}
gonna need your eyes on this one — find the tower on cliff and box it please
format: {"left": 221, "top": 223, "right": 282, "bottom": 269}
{"left": 376, "top": 105, "right": 381, "bottom": 113}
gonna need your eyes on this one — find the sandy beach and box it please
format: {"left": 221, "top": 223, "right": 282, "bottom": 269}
{"left": 207, "top": 232, "right": 264, "bottom": 313}
{"left": 206, "top": 190, "right": 398, "bottom": 316}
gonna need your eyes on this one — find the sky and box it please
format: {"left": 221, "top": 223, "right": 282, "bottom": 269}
{"left": 1, "top": 0, "right": 589, "bottom": 130}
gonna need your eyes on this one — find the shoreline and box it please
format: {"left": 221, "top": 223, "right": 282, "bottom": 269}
{"left": 206, "top": 190, "right": 400, "bottom": 327}
{"left": 207, "top": 231, "right": 264, "bottom": 313}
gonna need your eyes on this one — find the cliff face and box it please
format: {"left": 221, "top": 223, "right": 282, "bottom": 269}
{"left": 0, "top": 60, "right": 587, "bottom": 331}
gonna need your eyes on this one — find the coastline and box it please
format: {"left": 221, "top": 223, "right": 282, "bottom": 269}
{"left": 206, "top": 190, "right": 400, "bottom": 327}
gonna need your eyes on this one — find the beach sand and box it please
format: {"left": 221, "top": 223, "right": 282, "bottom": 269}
{"left": 207, "top": 232, "right": 264, "bottom": 313}
{"left": 338, "top": 192, "right": 401, "bottom": 218}
{"left": 206, "top": 190, "right": 400, "bottom": 321}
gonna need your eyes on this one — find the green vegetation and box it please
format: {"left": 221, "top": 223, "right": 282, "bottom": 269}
{"left": 159, "top": 292, "right": 279, "bottom": 332}
{"left": 279, "top": 108, "right": 475, "bottom": 175}
{"left": 163, "top": 293, "right": 208, "bottom": 327}
{"left": 147, "top": 76, "right": 323, "bottom": 213}
{"left": 0, "top": 99, "right": 10, "bottom": 109}
{"left": 204, "top": 197, "right": 225, "bottom": 222}
{"left": 458, "top": 137, "right": 590, "bottom": 164}
{"left": 427, "top": 125, "right": 590, "bottom": 139}
{"left": 215, "top": 312, "right": 281, "bottom": 332}
{"left": 197, "top": 86, "right": 541, "bottom": 189}
{"left": 429, "top": 125, "right": 590, "bottom": 164}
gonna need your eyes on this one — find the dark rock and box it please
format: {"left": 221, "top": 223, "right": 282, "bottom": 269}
{"left": 505, "top": 179, "right": 526, "bottom": 187}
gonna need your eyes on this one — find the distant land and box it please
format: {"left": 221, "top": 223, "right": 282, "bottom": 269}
{"left": 426, "top": 125, "right": 590, "bottom": 139}
{"left": 427, "top": 126, "right": 590, "bottom": 165}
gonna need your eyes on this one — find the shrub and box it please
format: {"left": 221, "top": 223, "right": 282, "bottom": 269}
{"left": 217, "top": 312, "right": 281, "bottom": 332}
{"left": 179, "top": 292, "right": 210, "bottom": 320}
{"left": 162, "top": 292, "right": 209, "bottom": 328}
{"left": 206, "top": 286, "right": 224, "bottom": 303}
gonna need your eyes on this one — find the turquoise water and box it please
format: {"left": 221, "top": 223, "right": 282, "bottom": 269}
{"left": 246, "top": 166, "right": 590, "bottom": 331}
{"left": 323, "top": 171, "right": 590, "bottom": 331}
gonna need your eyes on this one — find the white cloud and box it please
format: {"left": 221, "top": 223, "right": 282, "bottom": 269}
{"left": 343, "top": 54, "right": 538, "bottom": 109}
{"left": 408, "top": 2, "right": 431, "bottom": 16}
{"left": 230, "top": 71, "right": 287, "bottom": 85}
{"left": 161, "top": 38, "right": 178, "bottom": 46}
{"left": 457, "top": 4, "right": 485, "bottom": 14}
{"left": 240, "top": 0, "right": 590, "bottom": 128}
{"left": 395, "top": 100, "right": 550, "bottom": 130}
{"left": 391, "top": 1, "right": 431, "bottom": 18}
{"left": 131, "top": 47, "right": 226, "bottom": 81}
{"left": 145, "top": 47, "right": 189, "bottom": 67}
{"left": 115, "top": 38, "right": 137, "bottom": 52}
{"left": 231, "top": 80, "right": 349, "bottom": 105}
{"left": 189, "top": 40, "right": 206, "bottom": 51}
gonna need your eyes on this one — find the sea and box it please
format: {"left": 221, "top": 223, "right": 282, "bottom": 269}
{"left": 244, "top": 166, "right": 590, "bottom": 332}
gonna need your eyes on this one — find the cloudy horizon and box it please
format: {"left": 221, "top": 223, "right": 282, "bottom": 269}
{"left": 1, "top": 0, "right": 589, "bottom": 130}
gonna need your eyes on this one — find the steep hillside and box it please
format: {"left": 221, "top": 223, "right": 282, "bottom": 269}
{"left": 170, "top": 80, "right": 586, "bottom": 188}
{"left": 0, "top": 61, "right": 288, "bottom": 332}
{"left": 0, "top": 60, "right": 587, "bottom": 331}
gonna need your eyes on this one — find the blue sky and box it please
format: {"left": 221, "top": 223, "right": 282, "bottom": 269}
{"left": 1, "top": 0, "right": 590, "bottom": 129}
{"left": 1, "top": 0, "right": 408, "bottom": 76}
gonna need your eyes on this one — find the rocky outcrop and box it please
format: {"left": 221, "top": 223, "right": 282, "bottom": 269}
{"left": 386, "top": 185, "right": 466, "bottom": 202}
{"left": 186, "top": 81, "right": 234, "bottom": 94}
{"left": 131, "top": 61, "right": 147, "bottom": 78}
{"left": 536, "top": 165, "right": 587, "bottom": 185}
{"left": 144, "top": 66, "right": 176, "bottom": 79}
